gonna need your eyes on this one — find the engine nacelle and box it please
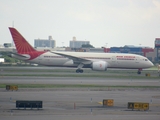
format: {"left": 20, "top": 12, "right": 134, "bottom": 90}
{"left": 92, "top": 61, "right": 108, "bottom": 71}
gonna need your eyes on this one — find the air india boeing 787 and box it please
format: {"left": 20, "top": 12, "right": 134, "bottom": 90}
{"left": 8, "top": 27, "right": 154, "bottom": 74}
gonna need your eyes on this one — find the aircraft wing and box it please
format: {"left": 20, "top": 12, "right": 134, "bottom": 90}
{"left": 51, "top": 51, "right": 92, "bottom": 64}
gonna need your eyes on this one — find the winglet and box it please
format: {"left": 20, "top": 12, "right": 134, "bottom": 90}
{"left": 9, "top": 27, "right": 36, "bottom": 54}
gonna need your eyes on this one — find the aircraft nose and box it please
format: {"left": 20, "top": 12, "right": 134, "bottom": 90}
{"left": 149, "top": 61, "right": 154, "bottom": 67}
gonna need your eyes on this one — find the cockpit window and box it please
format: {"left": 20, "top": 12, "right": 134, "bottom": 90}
{"left": 145, "top": 59, "right": 148, "bottom": 61}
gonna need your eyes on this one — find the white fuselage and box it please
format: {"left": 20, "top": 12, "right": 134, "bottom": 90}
{"left": 18, "top": 51, "right": 153, "bottom": 69}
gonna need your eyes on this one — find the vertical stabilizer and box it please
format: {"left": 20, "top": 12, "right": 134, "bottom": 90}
{"left": 9, "top": 27, "right": 36, "bottom": 54}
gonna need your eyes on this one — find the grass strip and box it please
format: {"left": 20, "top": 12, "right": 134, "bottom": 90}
{"left": 0, "top": 84, "right": 160, "bottom": 88}
{"left": 1, "top": 73, "right": 160, "bottom": 79}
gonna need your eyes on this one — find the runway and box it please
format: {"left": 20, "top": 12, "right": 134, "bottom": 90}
{"left": 0, "top": 76, "right": 160, "bottom": 87}
{"left": 0, "top": 67, "right": 160, "bottom": 120}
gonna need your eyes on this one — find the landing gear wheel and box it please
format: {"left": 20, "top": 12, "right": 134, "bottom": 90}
{"left": 137, "top": 68, "right": 142, "bottom": 74}
{"left": 76, "top": 69, "right": 79, "bottom": 73}
{"left": 79, "top": 69, "right": 83, "bottom": 73}
{"left": 76, "top": 69, "right": 83, "bottom": 73}
{"left": 137, "top": 71, "right": 141, "bottom": 74}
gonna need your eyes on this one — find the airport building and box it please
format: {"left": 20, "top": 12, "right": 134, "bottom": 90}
{"left": 103, "top": 45, "right": 155, "bottom": 62}
{"left": 146, "top": 38, "right": 160, "bottom": 62}
{"left": 3, "top": 43, "right": 12, "bottom": 47}
{"left": 70, "top": 37, "right": 90, "bottom": 49}
{"left": 34, "top": 36, "right": 56, "bottom": 48}
{"left": 110, "top": 45, "right": 153, "bottom": 56}
{"left": 146, "top": 48, "right": 160, "bottom": 62}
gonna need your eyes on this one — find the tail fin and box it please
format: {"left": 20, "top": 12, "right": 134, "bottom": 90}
{"left": 9, "top": 27, "right": 36, "bottom": 54}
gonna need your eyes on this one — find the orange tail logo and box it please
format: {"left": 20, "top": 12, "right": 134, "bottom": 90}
{"left": 9, "top": 27, "right": 36, "bottom": 54}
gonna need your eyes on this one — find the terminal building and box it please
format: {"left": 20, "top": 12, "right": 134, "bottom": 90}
{"left": 108, "top": 45, "right": 154, "bottom": 56}
{"left": 3, "top": 43, "right": 12, "bottom": 47}
{"left": 34, "top": 36, "right": 56, "bottom": 48}
{"left": 70, "top": 37, "right": 90, "bottom": 49}
{"left": 146, "top": 38, "right": 160, "bottom": 62}
{"left": 103, "top": 45, "right": 155, "bottom": 61}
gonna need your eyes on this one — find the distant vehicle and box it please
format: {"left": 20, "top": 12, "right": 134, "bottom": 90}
{"left": 0, "top": 58, "right": 4, "bottom": 63}
{"left": 31, "top": 63, "right": 38, "bottom": 66}
{"left": 8, "top": 27, "right": 153, "bottom": 74}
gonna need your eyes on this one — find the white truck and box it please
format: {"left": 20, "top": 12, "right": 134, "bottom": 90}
{"left": 0, "top": 58, "right": 4, "bottom": 63}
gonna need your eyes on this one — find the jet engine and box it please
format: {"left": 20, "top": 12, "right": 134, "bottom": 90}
{"left": 92, "top": 61, "right": 108, "bottom": 71}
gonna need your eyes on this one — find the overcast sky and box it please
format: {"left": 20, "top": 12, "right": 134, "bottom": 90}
{"left": 0, "top": 0, "right": 160, "bottom": 48}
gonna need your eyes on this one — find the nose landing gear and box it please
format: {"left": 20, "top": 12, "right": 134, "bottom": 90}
{"left": 137, "top": 68, "right": 142, "bottom": 74}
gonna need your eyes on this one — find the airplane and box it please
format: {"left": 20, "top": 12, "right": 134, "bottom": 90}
{"left": 8, "top": 27, "right": 154, "bottom": 74}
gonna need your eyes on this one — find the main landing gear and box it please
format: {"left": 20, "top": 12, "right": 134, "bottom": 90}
{"left": 137, "top": 68, "right": 142, "bottom": 74}
{"left": 76, "top": 63, "right": 84, "bottom": 73}
{"left": 76, "top": 69, "right": 83, "bottom": 73}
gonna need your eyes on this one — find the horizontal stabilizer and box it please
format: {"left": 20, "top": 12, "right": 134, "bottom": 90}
{"left": 11, "top": 52, "right": 29, "bottom": 58}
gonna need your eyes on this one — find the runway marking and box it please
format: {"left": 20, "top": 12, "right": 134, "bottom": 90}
{"left": 98, "top": 102, "right": 103, "bottom": 105}
{"left": 10, "top": 100, "right": 16, "bottom": 102}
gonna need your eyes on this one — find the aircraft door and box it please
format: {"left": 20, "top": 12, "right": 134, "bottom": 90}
{"left": 38, "top": 55, "right": 43, "bottom": 64}
{"left": 111, "top": 56, "right": 118, "bottom": 67}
